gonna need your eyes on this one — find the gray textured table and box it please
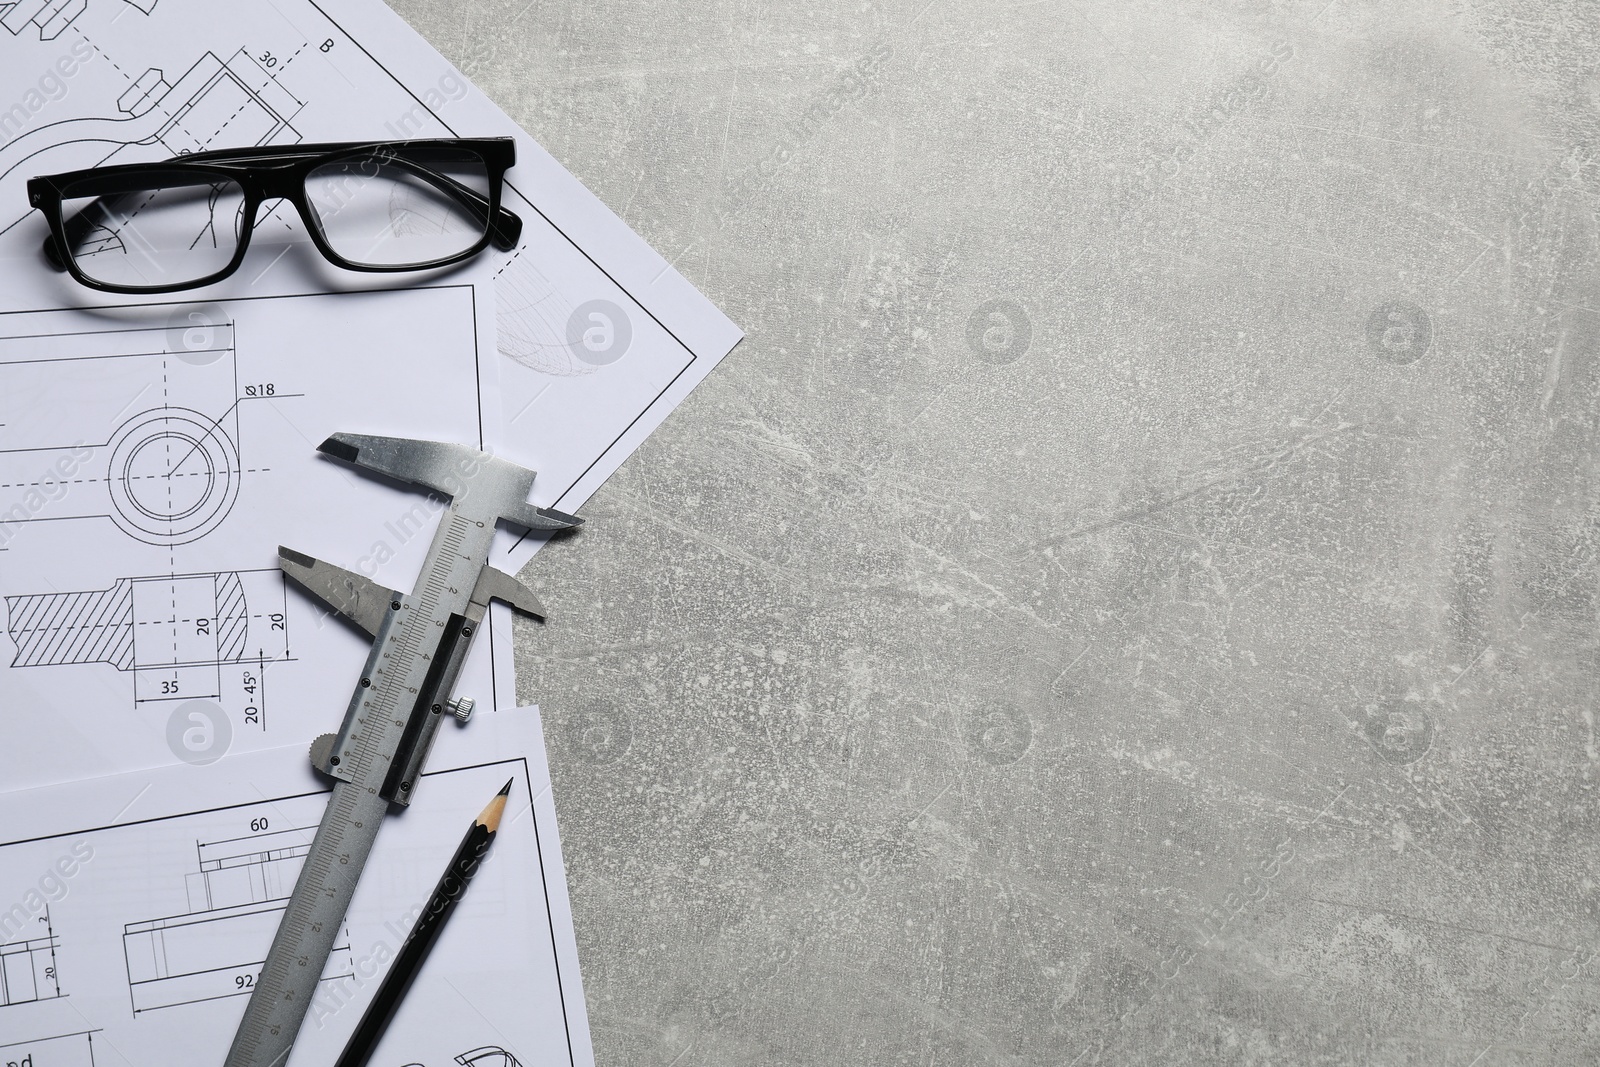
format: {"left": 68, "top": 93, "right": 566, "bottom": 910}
{"left": 391, "top": 1, "right": 1600, "bottom": 1063}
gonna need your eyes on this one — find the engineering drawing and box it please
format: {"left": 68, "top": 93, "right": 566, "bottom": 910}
{"left": 457, "top": 1049, "right": 523, "bottom": 1067}
{"left": 0, "top": 905, "right": 63, "bottom": 1007}
{"left": 496, "top": 254, "right": 588, "bottom": 377}
{"left": 0, "top": 47, "right": 302, "bottom": 228}
{"left": 0, "top": 0, "right": 153, "bottom": 40}
{"left": 5, "top": 568, "right": 291, "bottom": 704}
{"left": 0, "top": 404, "right": 244, "bottom": 547}
{"left": 0, "top": 1030, "right": 99, "bottom": 1067}
{"left": 402, "top": 1048, "right": 525, "bottom": 1067}
{"left": 123, "top": 824, "right": 352, "bottom": 1013}
{"left": 0, "top": 317, "right": 250, "bottom": 548}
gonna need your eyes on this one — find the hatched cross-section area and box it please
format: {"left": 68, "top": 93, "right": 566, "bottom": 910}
{"left": 6, "top": 581, "right": 135, "bottom": 670}
{"left": 212, "top": 572, "right": 248, "bottom": 663}
{"left": 4, "top": 568, "right": 290, "bottom": 706}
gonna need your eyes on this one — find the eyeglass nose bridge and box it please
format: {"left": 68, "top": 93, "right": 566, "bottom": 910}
{"left": 242, "top": 194, "right": 319, "bottom": 245}
{"left": 248, "top": 167, "right": 313, "bottom": 201}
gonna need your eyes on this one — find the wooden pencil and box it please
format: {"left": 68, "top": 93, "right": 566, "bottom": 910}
{"left": 333, "top": 779, "right": 512, "bottom": 1067}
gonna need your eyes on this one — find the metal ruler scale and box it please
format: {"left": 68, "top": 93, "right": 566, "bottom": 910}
{"left": 224, "top": 434, "right": 580, "bottom": 1067}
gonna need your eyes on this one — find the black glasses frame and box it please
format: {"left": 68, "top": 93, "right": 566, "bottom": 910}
{"left": 26, "top": 138, "right": 524, "bottom": 294}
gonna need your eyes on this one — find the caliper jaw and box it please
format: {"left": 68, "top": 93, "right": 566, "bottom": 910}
{"left": 283, "top": 433, "right": 578, "bottom": 807}
{"left": 318, "top": 432, "right": 583, "bottom": 533}
{"left": 471, "top": 561, "right": 548, "bottom": 619}
{"left": 278, "top": 547, "right": 398, "bottom": 637}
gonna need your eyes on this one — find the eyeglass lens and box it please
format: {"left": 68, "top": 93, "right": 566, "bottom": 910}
{"left": 305, "top": 147, "right": 493, "bottom": 268}
{"left": 60, "top": 171, "right": 247, "bottom": 290}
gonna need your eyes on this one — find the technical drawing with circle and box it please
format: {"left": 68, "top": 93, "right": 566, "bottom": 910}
{"left": 0, "top": 315, "right": 267, "bottom": 548}
{"left": 104, "top": 408, "right": 241, "bottom": 544}
{"left": 456, "top": 1048, "right": 523, "bottom": 1067}
{"left": 5, "top": 568, "right": 291, "bottom": 706}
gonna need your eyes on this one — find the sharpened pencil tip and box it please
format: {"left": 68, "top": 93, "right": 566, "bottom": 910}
{"left": 478, "top": 781, "right": 512, "bottom": 833}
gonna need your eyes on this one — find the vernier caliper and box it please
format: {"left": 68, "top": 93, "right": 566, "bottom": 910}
{"left": 223, "top": 433, "right": 580, "bottom": 1067}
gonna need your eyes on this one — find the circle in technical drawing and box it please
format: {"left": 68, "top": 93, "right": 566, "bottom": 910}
{"left": 1365, "top": 301, "right": 1432, "bottom": 365}
{"left": 165, "top": 303, "right": 231, "bottom": 366}
{"left": 123, "top": 434, "right": 218, "bottom": 521}
{"left": 106, "top": 408, "right": 241, "bottom": 545}
{"left": 966, "top": 298, "right": 1032, "bottom": 365}
{"left": 166, "top": 699, "right": 233, "bottom": 766}
{"left": 1361, "top": 697, "right": 1435, "bottom": 765}
{"left": 566, "top": 298, "right": 633, "bottom": 366}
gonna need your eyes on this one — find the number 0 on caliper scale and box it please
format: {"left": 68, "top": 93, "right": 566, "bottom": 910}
{"left": 223, "top": 434, "right": 581, "bottom": 1067}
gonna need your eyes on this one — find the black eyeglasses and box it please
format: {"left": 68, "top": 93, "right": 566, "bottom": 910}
{"left": 26, "top": 138, "right": 523, "bottom": 294}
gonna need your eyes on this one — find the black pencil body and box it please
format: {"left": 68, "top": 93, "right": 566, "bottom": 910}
{"left": 334, "top": 819, "right": 497, "bottom": 1067}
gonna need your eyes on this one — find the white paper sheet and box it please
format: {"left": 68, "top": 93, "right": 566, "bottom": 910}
{"left": 0, "top": 704, "right": 594, "bottom": 1067}
{"left": 0, "top": 270, "right": 515, "bottom": 793}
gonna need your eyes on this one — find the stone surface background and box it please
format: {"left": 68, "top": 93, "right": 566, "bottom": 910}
{"left": 390, "top": 1, "right": 1600, "bottom": 1063}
